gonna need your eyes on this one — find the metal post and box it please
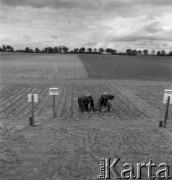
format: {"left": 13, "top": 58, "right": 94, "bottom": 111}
{"left": 32, "top": 94, "right": 34, "bottom": 125}
{"left": 164, "top": 96, "right": 170, "bottom": 128}
{"left": 53, "top": 95, "right": 56, "bottom": 118}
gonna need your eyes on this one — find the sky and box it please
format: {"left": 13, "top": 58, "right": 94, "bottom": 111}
{"left": 0, "top": 0, "right": 172, "bottom": 52}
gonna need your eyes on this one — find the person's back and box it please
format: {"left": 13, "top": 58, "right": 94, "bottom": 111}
{"left": 95, "top": 92, "right": 114, "bottom": 112}
{"left": 78, "top": 94, "right": 94, "bottom": 112}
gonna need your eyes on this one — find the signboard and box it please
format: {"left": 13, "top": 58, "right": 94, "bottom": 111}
{"left": 163, "top": 89, "right": 172, "bottom": 104}
{"left": 28, "top": 94, "right": 38, "bottom": 102}
{"left": 49, "top": 88, "right": 58, "bottom": 95}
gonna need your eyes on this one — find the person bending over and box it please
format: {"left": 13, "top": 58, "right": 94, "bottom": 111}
{"left": 96, "top": 92, "right": 114, "bottom": 112}
{"left": 78, "top": 93, "right": 94, "bottom": 112}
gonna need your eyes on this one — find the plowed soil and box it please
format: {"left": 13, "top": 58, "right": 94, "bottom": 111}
{"left": 0, "top": 54, "right": 172, "bottom": 180}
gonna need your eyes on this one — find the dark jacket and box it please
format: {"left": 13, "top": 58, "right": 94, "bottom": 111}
{"left": 95, "top": 94, "right": 114, "bottom": 112}
{"left": 78, "top": 95, "right": 94, "bottom": 112}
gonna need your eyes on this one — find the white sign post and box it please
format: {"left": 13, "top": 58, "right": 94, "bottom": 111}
{"left": 28, "top": 94, "right": 38, "bottom": 102}
{"left": 49, "top": 88, "right": 58, "bottom": 96}
{"left": 162, "top": 90, "right": 172, "bottom": 128}
{"left": 163, "top": 90, "right": 172, "bottom": 104}
{"left": 28, "top": 94, "right": 38, "bottom": 126}
{"left": 49, "top": 88, "right": 58, "bottom": 118}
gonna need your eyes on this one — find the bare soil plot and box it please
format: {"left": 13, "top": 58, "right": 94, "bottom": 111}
{"left": 79, "top": 54, "right": 172, "bottom": 81}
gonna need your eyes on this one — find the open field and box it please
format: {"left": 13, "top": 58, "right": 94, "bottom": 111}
{"left": 0, "top": 54, "right": 87, "bottom": 80}
{"left": 0, "top": 54, "right": 172, "bottom": 180}
{"left": 79, "top": 54, "right": 172, "bottom": 80}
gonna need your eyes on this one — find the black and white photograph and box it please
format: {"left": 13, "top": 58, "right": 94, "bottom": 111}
{"left": 0, "top": 0, "right": 172, "bottom": 179}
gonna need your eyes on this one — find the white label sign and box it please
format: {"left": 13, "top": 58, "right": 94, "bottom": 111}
{"left": 28, "top": 94, "right": 38, "bottom": 102}
{"left": 163, "top": 89, "right": 172, "bottom": 104}
{"left": 49, "top": 88, "right": 58, "bottom": 95}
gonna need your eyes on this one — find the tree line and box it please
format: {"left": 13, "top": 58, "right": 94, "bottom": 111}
{"left": 1, "top": 44, "right": 172, "bottom": 56}
{"left": 126, "top": 49, "right": 172, "bottom": 56}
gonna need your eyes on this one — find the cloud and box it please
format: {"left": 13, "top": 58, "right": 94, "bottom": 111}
{"left": 111, "top": 35, "right": 156, "bottom": 42}
{"left": 0, "top": 0, "right": 172, "bottom": 51}
{"left": 1, "top": 0, "right": 172, "bottom": 10}
{"left": 144, "top": 22, "right": 162, "bottom": 33}
{"left": 0, "top": 0, "right": 99, "bottom": 10}
{"left": 50, "top": 35, "right": 58, "bottom": 39}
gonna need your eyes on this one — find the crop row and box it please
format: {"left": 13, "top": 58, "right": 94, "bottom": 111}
{"left": 121, "top": 84, "right": 168, "bottom": 117}
{"left": 0, "top": 84, "right": 64, "bottom": 120}
{"left": 0, "top": 83, "right": 150, "bottom": 121}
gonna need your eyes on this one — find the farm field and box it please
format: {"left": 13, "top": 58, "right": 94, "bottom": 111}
{"left": 0, "top": 53, "right": 172, "bottom": 180}
{"left": 79, "top": 54, "right": 172, "bottom": 80}
{"left": 0, "top": 54, "right": 87, "bottom": 81}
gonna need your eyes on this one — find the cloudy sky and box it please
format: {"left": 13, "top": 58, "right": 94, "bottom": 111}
{"left": 0, "top": 0, "right": 172, "bottom": 52}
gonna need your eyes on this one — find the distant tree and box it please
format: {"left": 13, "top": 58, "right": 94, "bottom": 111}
{"left": 79, "top": 47, "right": 85, "bottom": 53}
{"left": 6, "top": 45, "right": 11, "bottom": 49}
{"left": 143, "top": 49, "right": 148, "bottom": 56}
{"left": 6, "top": 45, "right": 14, "bottom": 52}
{"left": 25, "top": 47, "right": 30, "bottom": 53}
{"left": 66, "top": 46, "right": 69, "bottom": 53}
{"left": 111, "top": 49, "right": 117, "bottom": 54}
{"left": 10, "top": 46, "right": 14, "bottom": 52}
{"left": 44, "top": 47, "right": 49, "bottom": 53}
{"left": 161, "top": 50, "right": 166, "bottom": 56}
{"left": 58, "top": 45, "right": 63, "bottom": 53}
{"left": 98, "top": 48, "right": 104, "bottom": 54}
{"left": 54, "top": 47, "right": 59, "bottom": 53}
{"left": 2, "top": 45, "right": 7, "bottom": 52}
{"left": 48, "top": 47, "right": 54, "bottom": 53}
{"left": 63, "top": 46, "right": 69, "bottom": 53}
{"left": 126, "top": 49, "right": 133, "bottom": 55}
{"left": 93, "top": 48, "right": 97, "bottom": 53}
{"left": 44, "top": 47, "right": 54, "bottom": 53}
{"left": 74, "top": 48, "right": 79, "bottom": 53}
{"left": 106, "top": 48, "right": 111, "bottom": 54}
{"left": 35, "top": 47, "right": 41, "bottom": 53}
{"left": 151, "top": 49, "right": 155, "bottom": 55}
{"left": 6, "top": 45, "right": 11, "bottom": 51}
{"left": 44, "top": 47, "right": 47, "bottom": 53}
{"left": 169, "top": 51, "right": 172, "bottom": 56}
{"left": 137, "top": 50, "right": 142, "bottom": 55}
{"left": 119, "top": 52, "right": 126, "bottom": 55}
{"left": 106, "top": 48, "right": 117, "bottom": 54}
{"left": 106, "top": 48, "right": 113, "bottom": 54}
{"left": 132, "top": 49, "right": 138, "bottom": 55}
{"left": 157, "top": 51, "right": 161, "bottom": 56}
{"left": 87, "top": 48, "right": 92, "bottom": 53}
{"left": 29, "top": 49, "right": 34, "bottom": 53}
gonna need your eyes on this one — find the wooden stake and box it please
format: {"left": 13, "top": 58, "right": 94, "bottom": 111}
{"left": 32, "top": 94, "right": 34, "bottom": 125}
{"left": 164, "top": 96, "right": 170, "bottom": 128}
{"left": 53, "top": 95, "right": 56, "bottom": 118}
